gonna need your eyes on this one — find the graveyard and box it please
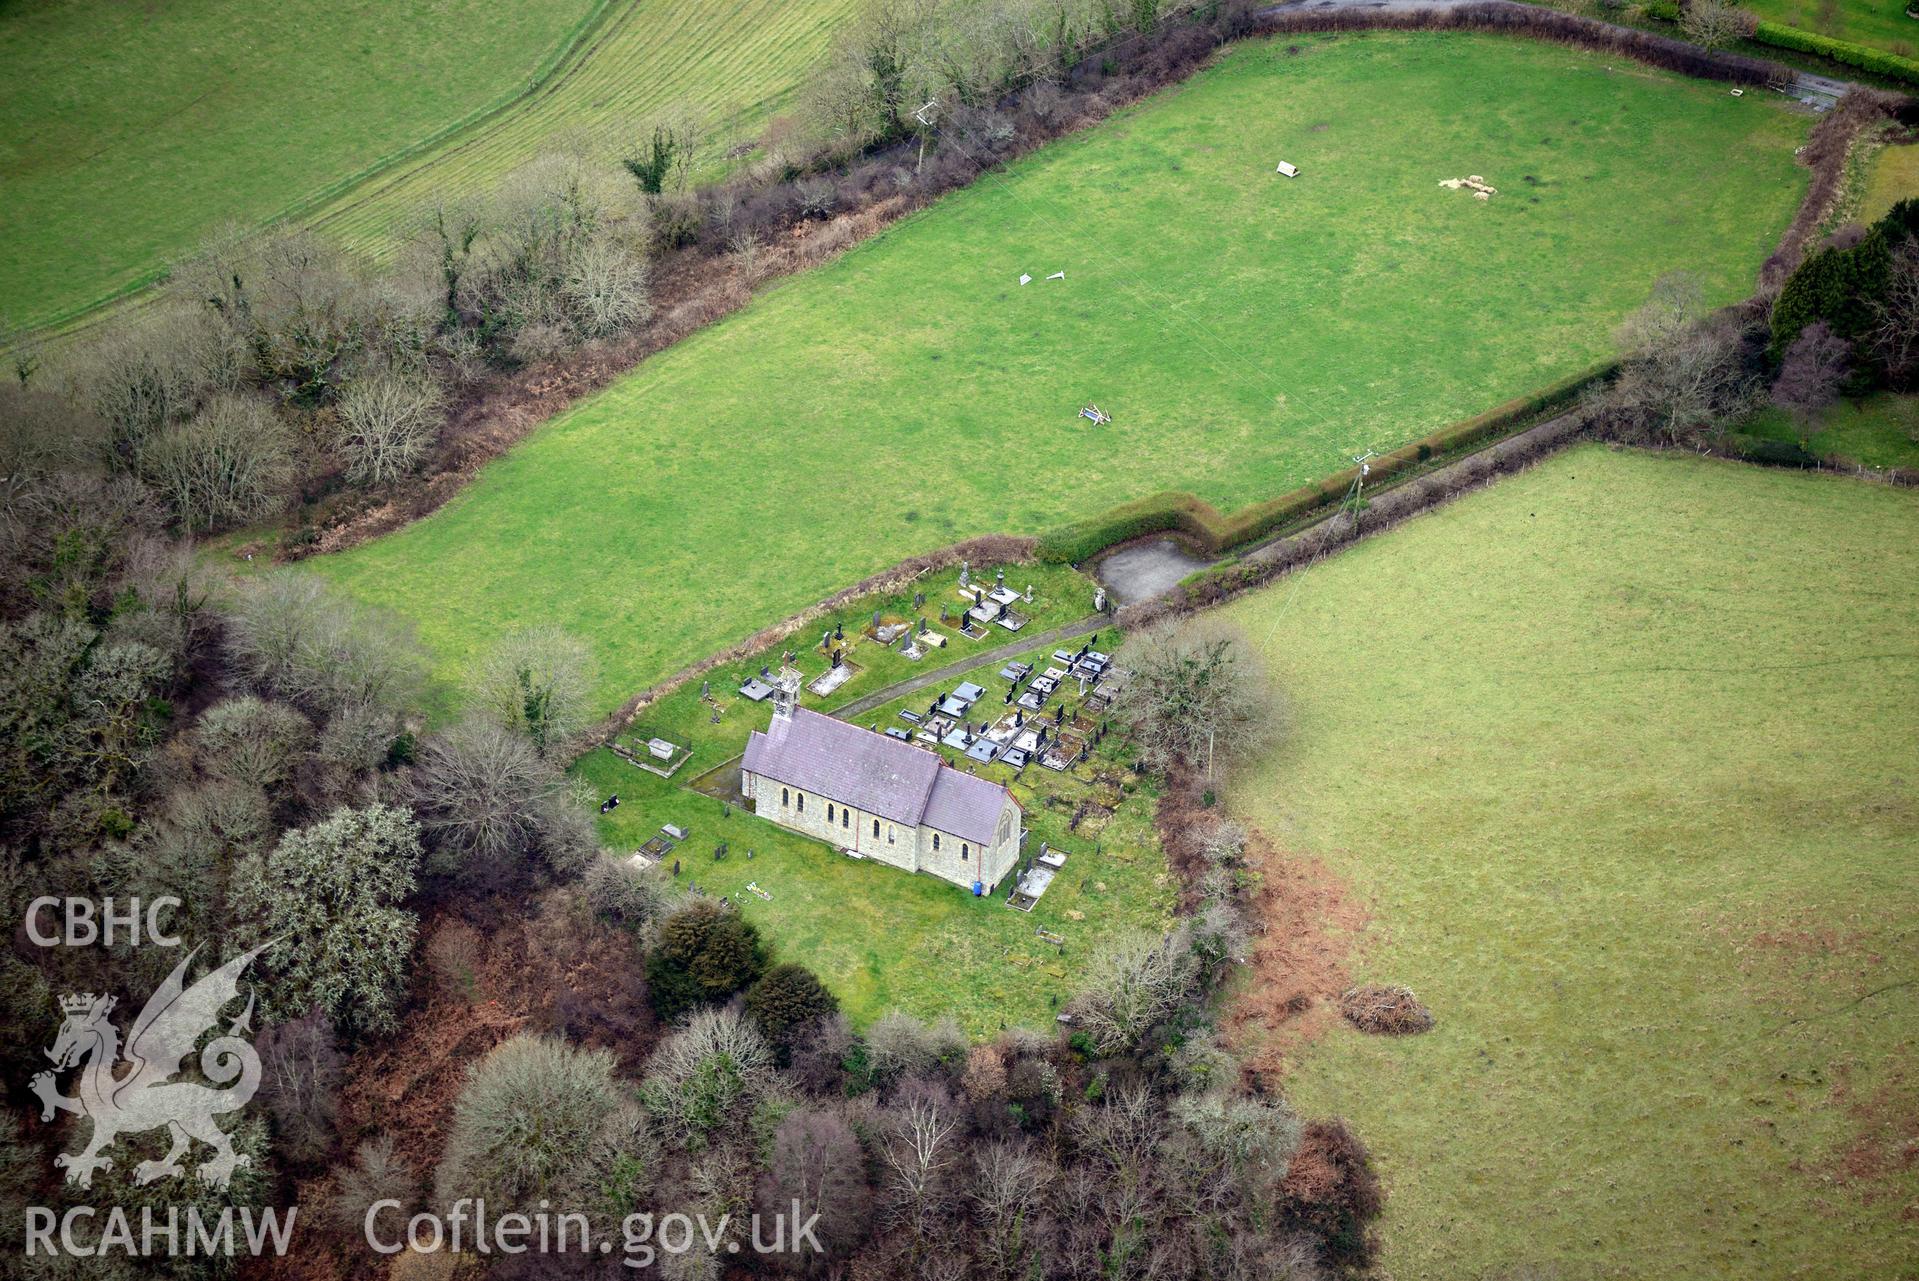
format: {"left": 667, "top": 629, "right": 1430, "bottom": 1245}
{"left": 575, "top": 560, "right": 1176, "bottom": 1032}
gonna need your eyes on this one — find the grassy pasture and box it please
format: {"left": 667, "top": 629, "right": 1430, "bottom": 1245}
{"left": 315, "top": 32, "right": 1810, "bottom": 714}
{"left": 1743, "top": 392, "right": 1919, "bottom": 470}
{"left": 304, "top": 0, "right": 858, "bottom": 266}
{"left": 0, "top": 0, "right": 857, "bottom": 328}
{"left": 1745, "top": 0, "right": 1919, "bottom": 57}
{"left": 0, "top": 0, "right": 597, "bottom": 326}
{"left": 1861, "top": 139, "right": 1919, "bottom": 224}
{"left": 1220, "top": 446, "right": 1919, "bottom": 1278}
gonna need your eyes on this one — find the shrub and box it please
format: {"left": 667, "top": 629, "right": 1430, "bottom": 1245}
{"left": 744, "top": 963, "right": 839, "bottom": 1060}
{"left": 435, "top": 1035, "right": 650, "bottom": 1213}
{"left": 645, "top": 899, "right": 767, "bottom": 1019}
{"left": 1751, "top": 21, "right": 1919, "bottom": 85}
{"left": 1337, "top": 984, "right": 1435, "bottom": 1035}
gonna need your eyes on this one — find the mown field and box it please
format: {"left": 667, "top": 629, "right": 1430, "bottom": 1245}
{"left": 1862, "top": 139, "right": 1919, "bottom": 224}
{"left": 1222, "top": 446, "right": 1919, "bottom": 1279}
{"left": 304, "top": 0, "right": 858, "bottom": 267}
{"left": 0, "top": 0, "right": 857, "bottom": 328}
{"left": 316, "top": 32, "right": 1811, "bottom": 713}
{"left": 0, "top": 0, "right": 598, "bottom": 326}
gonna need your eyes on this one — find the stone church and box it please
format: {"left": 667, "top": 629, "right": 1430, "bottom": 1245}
{"left": 740, "top": 670, "right": 1021, "bottom": 893}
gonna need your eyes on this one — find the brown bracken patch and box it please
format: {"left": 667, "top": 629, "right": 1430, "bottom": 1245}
{"left": 1815, "top": 1057, "right": 1919, "bottom": 1217}
{"left": 1228, "top": 836, "right": 1370, "bottom": 1082}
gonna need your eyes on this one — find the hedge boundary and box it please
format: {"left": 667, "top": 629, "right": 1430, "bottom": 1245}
{"left": 1252, "top": 0, "right": 1786, "bottom": 84}
{"left": 1116, "top": 410, "right": 1597, "bottom": 630}
{"left": 1641, "top": 1, "right": 1919, "bottom": 88}
{"left": 1751, "top": 22, "right": 1919, "bottom": 87}
{"left": 1035, "top": 363, "right": 1613, "bottom": 564}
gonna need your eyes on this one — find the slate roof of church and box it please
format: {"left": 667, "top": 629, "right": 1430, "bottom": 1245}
{"left": 742, "top": 707, "right": 1013, "bottom": 844}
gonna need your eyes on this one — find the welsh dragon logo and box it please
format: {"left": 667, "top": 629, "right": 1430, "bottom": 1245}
{"left": 30, "top": 943, "right": 272, "bottom": 1190}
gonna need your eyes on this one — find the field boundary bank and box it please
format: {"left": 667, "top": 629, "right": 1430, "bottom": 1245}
{"left": 1033, "top": 363, "right": 1614, "bottom": 564}
{"left": 26, "top": 0, "right": 627, "bottom": 338}
{"left": 1118, "top": 409, "right": 1596, "bottom": 628}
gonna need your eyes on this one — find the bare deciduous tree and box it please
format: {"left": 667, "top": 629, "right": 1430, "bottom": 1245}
{"left": 435, "top": 1035, "right": 652, "bottom": 1216}
{"left": 137, "top": 394, "right": 294, "bottom": 532}
{"left": 226, "top": 572, "right": 425, "bottom": 719}
{"left": 333, "top": 371, "right": 442, "bottom": 487}
{"left": 880, "top": 1092, "right": 958, "bottom": 1237}
{"left": 1867, "top": 239, "right": 1919, "bottom": 387}
{"left": 1070, "top": 925, "right": 1200, "bottom": 1055}
{"left": 195, "top": 695, "right": 312, "bottom": 789}
{"left": 640, "top": 1006, "right": 776, "bottom": 1147}
{"left": 412, "top": 718, "right": 565, "bottom": 887}
{"left": 1771, "top": 319, "right": 1848, "bottom": 446}
{"left": 472, "top": 624, "right": 597, "bottom": 756}
{"left": 325, "top": 1134, "right": 419, "bottom": 1240}
{"left": 1680, "top": 0, "right": 1756, "bottom": 49}
{"left": 760, "top": 1107, "right": 872, "bottom": 1267}
{"left": 970, "top": 1139, "right": 1053, "bottom": 1279}
{"left": 1605, "top": 273, "right": 1757, "bottom": 445}
{"left": 563, "top": 238, "right": 651, "bottom": 338}
{"left": 255, "top": 1008, "right": 344, "bottom": 1163}
{"left": 1116, "top": 618, "right": 1277, "bottom": 776}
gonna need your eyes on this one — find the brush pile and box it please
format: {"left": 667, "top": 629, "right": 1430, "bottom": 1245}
{"left": 1339, "top": 984, "right": 1435, "bottom": 1034}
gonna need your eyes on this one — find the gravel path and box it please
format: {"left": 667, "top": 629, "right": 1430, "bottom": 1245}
{"left": 828, "top": 615, "right": 1113, "bottom": 722}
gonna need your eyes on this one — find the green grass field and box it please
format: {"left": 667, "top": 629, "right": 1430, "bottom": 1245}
{"left": 0, "top": 0, "right": 856, "bottom": 328}
{"left": 315, "top": 32, "right": 1810, "bottom": 714}
{"left": 1743, "top": 392, "right": 1919, "bottom": 470}
{"left": 302, "top": 0, "right": 857, "bottom": 268}
{"left": 1219, "top": 446, "right": 1919, "bottom": 1278}
{"left": 1746, "top": 0, "right": 1919, "bottom": 57}
{"left": 0, "top": 0, "right": 598, "bottom": 326}
{"left": 572, "top": 560, "right": 1172, "bottom": 1033}
{"left": 1862, "top": 140, "right": 1919, "bottom": 224}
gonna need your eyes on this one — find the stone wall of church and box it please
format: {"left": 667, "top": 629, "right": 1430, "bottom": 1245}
{"left": 744, "top": 771, "right": 1022, "bottom": 892}
{"left": 744, "top": 771, "right": 917, "bottom": 874}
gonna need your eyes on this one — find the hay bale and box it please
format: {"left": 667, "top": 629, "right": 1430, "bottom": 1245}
{"left": 1338, "top": 984, "right": 1434, "bottom": 1034}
